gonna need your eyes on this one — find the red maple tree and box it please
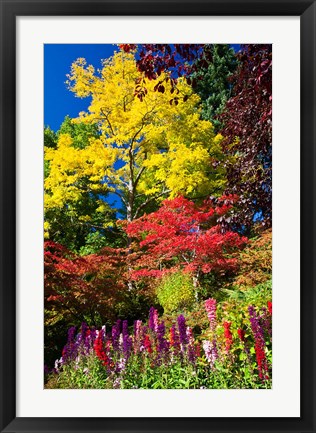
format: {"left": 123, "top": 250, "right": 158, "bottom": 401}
{"left": 124, "top": 196, "right": 247, "bottom": 282}
{"left": 44, "top": 241, "right": 128, "bottom": 326}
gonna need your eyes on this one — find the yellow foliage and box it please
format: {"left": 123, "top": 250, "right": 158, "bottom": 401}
{"left": 44, "top": 221, "right": 50, "bottom": 239}
{"left": 44, "top": 133, "right": 114, "bottom": 210}
{"left": 46, "top": 49, "right": 227, "bottom": 221}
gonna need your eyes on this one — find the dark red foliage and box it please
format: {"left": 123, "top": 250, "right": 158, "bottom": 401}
{"left": 219, "top": 44, "right": 272, "bottom": 231}
{"left": 119, "top": 44, "right": 212, "bottom": 102}
{"left": 124, "top": 196, "right": 247, "bottom": 281}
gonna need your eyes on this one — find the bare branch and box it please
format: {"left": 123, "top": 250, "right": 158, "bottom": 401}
{"left": 134, "top": 166, "right": 145, "bottom": 189}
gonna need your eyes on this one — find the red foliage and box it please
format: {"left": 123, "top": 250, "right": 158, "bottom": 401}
{"left": 44, "top": 241, "right": 128, "bottom": 325}
{"left": 125, "top": 196, "right": 247, "bottom": 281}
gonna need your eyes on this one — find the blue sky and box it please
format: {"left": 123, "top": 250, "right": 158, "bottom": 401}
{"left": 44, "top": 44, "right": 241, "bottom": 132}
{"left": 44, "top": 44, "right": 116, "bottom": 131}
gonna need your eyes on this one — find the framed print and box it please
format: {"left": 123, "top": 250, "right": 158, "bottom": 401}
{"left": 0, "top": 1, "right": 315, "bottom": 432}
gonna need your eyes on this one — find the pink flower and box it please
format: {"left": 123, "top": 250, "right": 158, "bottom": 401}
{"left": 205, "top": 298, "right": 217, "bottom": 332}
{"left": 202, "top": 339, "right": 218, "bottom": 369}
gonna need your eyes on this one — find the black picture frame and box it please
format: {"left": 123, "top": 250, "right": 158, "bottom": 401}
{"left": 0, "top": 1, "right": 315, "bottom": 432}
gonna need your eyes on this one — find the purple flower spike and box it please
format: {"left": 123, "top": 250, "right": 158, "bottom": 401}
{"left": 123, "top": 334, "right": 132, "bottom": 360}
{"left": 67, "top": 326, "right": 77, "bottom": 344}
{"left": 248, "top": 306, "right": 265, "bottom": 343}
{"left": 157, "top": 321, "right": 169, "bottom": 352}
{"left": 122, "top": 320, "right": 129, "bottom": 336}
{"left": 62, "top": 326, "right": 80, "bottom": 362}
{"left": 112, "top": 320, "right": 121, "bottom": 352}
{"left": 81, "top": 322, "right": 89, "bottom": 340}
{"left": 177, "top": 315, "right": 188, "bottom": 347}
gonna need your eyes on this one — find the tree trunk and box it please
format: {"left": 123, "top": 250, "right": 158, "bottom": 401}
{"left": 126, "top": 178, "right": 134, "bottom": 290}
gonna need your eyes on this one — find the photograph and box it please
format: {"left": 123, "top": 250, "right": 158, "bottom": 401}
{"left": 1, "top": 0, "right": 315, "bottom": 431}
{"left": 43, "top": 43, "right": 273, "bottom": 390}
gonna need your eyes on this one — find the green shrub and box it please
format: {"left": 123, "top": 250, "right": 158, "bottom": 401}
{"left": 156, "top": 271, "right": 195, "bottom": 314}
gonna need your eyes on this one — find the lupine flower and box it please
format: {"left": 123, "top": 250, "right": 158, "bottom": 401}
{"left": 202, "top": 339, "right": 218, "bottom": 368}
{"left": 248, "top": 305, "right": 269, "bottom": 380}
{"left": 177, "top": 314, "right": 188, "bottom": 347}
{"left": 169, "top": 324, "right": 180, "bottom": 351}
{"left": 115, "top": 357, "right": 126, "bottom": 373}
{"left": 111, "top": 320, "right": 121, "bottom": 352}
{"left": 157, "top": 321, "right": 169, "bottom": 357}
{"left": 133, "top": 320, "right": 142, "bottom": 354}
{"left": 90, "top": 327, "right": 97, "bottom": 342}
{"left": 120, "top": 320, "right": 132, "bottom": 359}
{"left": 80, "top": 322, "right": 89, "bottom": 343}
{"left": 94, "top": 328, "right": 109, "bottom": 367}
{"left": 186, "top": 327, "right": 196, "bottom": 363}
{"left": 186, "top": 326, "right": 194, "bottom": 344}
{"left": 123, "top": 334, "right": 133, "bottom": 360}
{"left": 203, "top": 340, "right": 212, "bottom": 362}
{"left": 205, "top": 298, "right": 217, "bottom": 332}
{"left": 149, "top": 307, "right": 159, "bottom": 332}
{"left": 76, "top": 322, "right": 91, "bottom": 355}
{"left": 113, "top": 377, "right": 121, "bottom": 389}
{"left": 84, "top": 327, "right": 97, "bottom": 353}
{"left": 55, "top": 302, "right": 272, "bottom": 388}
{"left": 211, "top": 339, "right": 218, "bottom": 363}
{"left": 237, "top": 328, "right": 245, "bottom": 342}
{"left": 61, "top": 326, "right": 77, "bottom": 362}
{"left": 67, "top": 326, "right": 77, "bottom": 344}
{"left": 254, "top": 341, "right": 267, "bottom": 380}
{"left": 223, "top": 321, "right": 233, "bottom": 353}
{"left": 259, "top": 307, "right": 272, "bottom": 338}
{"left": 119, "top": 333, "right": 123, "bottom": 350}
{"left": 248, "top": 306, "right": 265, "bottom": 342}
{"left": 143, "top": 334, "right": 152, "bottom": 354}
{"left": 122, "top": 320, "right": 128, "bottom": 336}
{"left": 134, "top": 320, "right": 142, "bottom": 338}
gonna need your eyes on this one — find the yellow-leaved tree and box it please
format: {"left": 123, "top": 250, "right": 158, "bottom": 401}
{"left": 45, "top": 49, "right": 226, "bottom": 224}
